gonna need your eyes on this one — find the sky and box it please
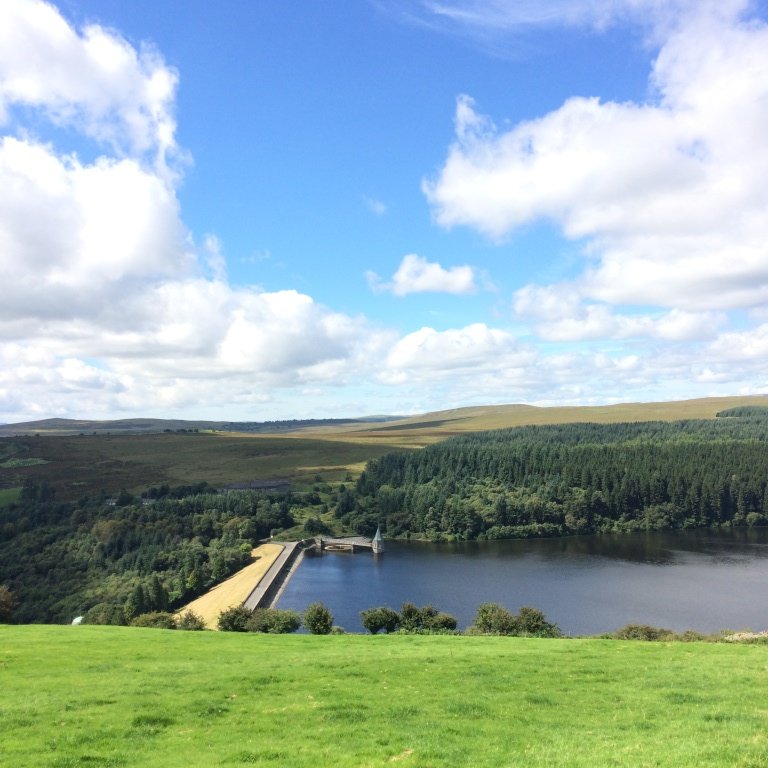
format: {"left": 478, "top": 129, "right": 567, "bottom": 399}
{"left": 2, "top": 0, "right": 768, "bottom": 423}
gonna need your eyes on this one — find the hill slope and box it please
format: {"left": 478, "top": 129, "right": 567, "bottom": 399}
{"left": 2, "top": 625, "right": 766, "bottom": 768}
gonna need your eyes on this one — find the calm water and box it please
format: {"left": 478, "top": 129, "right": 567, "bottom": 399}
{"left": 277, "top": 529, "right": 768, "bottom": 635}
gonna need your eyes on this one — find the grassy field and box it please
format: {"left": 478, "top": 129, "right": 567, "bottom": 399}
{"left": 2, "top": 625, "right": 768, "bottom": 767}
{"left": 1, "top": 395, "right": 767, "bottom": 501}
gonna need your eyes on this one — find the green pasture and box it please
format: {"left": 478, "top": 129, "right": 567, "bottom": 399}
{"left": 2, "top": 625, "right": 768, "bottom": 767}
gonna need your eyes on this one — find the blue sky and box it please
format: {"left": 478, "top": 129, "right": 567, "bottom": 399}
{"left": 2, "top": 0, "right": 768, "bottom": 422}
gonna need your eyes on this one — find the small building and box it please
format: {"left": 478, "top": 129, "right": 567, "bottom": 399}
{"left": 372, "top": 525, "right": 384, "bottom": 555}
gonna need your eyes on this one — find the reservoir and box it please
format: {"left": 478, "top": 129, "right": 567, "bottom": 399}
{"left": 276, "top": 529, "right": 768, "bottom": 635}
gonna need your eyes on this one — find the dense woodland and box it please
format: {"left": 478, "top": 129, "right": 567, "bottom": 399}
{"left": 0, "top": 483, "right": 294, "bottom": 623}
{"left": 345, "top": 410, "right": 768, "bottom": 540}
{"left": 4, "top": 408, "right": 768, "bottom": 624}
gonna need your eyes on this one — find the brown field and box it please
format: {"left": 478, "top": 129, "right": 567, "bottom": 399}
{"left": 177, "top": 543, "right": 284, "bottom": 629}
{"left": 1, "top": 395, "right": 765, "bottom": 500}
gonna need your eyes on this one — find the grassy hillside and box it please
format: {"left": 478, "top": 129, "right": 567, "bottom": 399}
{"left": 2, "top": 625, "right": 767, "bottom": 767}
{"left": 1, "top": 395, "right": 766, "bottom": 501}
{"left": 334, "top": 394, "right": 768, "bottom": 437}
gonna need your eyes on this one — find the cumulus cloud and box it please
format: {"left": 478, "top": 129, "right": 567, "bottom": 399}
{"left": 424, "top": 2, "right": 768, "bottom": 313}
{"left": 367, "top": 253, "right": 479, "bottom": 296}
{"left": 0, "top": 0, "right": 179, "bottom": 173}
{"left": 513, "top": 285, "right": 725, "bottom": 341}
{"left": 2, "top": 0, "right": 766, "bottom": 421}
{"left": 0, "top": 1, "right": 387, "bottom": 421}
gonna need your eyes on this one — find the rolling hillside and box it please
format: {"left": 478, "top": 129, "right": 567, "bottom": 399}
{"left": 1, "top": 395, "right": 766, "bottom": 501}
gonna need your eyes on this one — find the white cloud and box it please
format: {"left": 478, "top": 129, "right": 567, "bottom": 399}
{"left": 364, "top": 195, "right": 387, "bottom": 215}
{"left": 0, "top": 1, "right": 388, "bottom": 421}
{"left": 513, "top": 286, "right": 725, "bottom": 341}
{"left": 2, "top": 0, "right": 766, "bottom": 422}
{"left": 380, "top": 323, "right": 535, "bottom": 386}
{"left": 0, "top": 0, "right": 179, "bottom": 173}
{"left": 390, "top": 0, "right": 749, "bottom": 41}
{"left": 368, "top": 253, "right": 479, "bottom": 296}
{"left": 425, "top": 3, "right": 768, "bottom": 312}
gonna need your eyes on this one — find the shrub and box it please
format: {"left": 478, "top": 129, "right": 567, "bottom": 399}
{"left": 470, "top": 602, "right": 518, "bottom": 635}
{"left": 83, "top": 602, "right": 127, "bottom": 626}
{"left": 429, "top": 611, "right": 459, "bottom": 631}
{"left": 398, "top": 603, "right": 458, "bottom": 633}
{"left": 217, "top": 605, "right": 253, "bottom": 632}
{"left": 130, "top": 611, "right": 177, "bottom": 629}
{"left": 515, "top": 605, "right": 561, "bottom": 638}
{"left": 247, "top": 608, "right": 301, "bottom": 634}
{"left": 303, "top": 602, "right": 334, "bottom": 635}
{"left": 360, "top": 606, "right": 400, "bottom": 634}
{"left": 612, "top": 623, "right": 674, "bottom": 641}
{"left": 177, "top": 610, "right": 207, "bottom": 631}
{"left": 303, "top": 517, "right": 331, "bottom": 536}
{"left": 469, "top": 603, "right": 560, "bottom": 637}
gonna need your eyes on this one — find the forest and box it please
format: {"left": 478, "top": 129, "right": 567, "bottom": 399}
{"left": 0, "top": 483, "right": 294, "bottom": 624}
{"left": 343, "top": 409, "right": 768, "bottom": 541}
{"left": 4, "top": 407, "right": 768, "bottom": 625}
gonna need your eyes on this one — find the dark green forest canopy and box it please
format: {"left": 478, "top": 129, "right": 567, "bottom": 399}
{"left": 0, "top": 484, "right": 296, "bottom": 624}
{"left": 348, "top": 419, "right": 768, "bottom": 541}
{"left": 716, "top": 405, "right": 768, "bottom": 419}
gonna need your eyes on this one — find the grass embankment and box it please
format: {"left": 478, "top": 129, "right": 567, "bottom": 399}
{"left": 177, "top": 543, "right": 284, "bottom": 629}
{"left": 2, "top": 626, "right": 768, "bottom": 767}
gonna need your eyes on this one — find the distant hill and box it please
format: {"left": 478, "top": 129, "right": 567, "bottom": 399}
{"left": 0, "top": 415, "right": 401, "bottom": 437}
{"left": 0, "top": 417, "right": 226, "bottom": 436}
{"left": 325, "top": 395, "right": 768, "bottom": 437}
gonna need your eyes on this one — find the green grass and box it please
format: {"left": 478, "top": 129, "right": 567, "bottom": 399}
{"left": 2, "top": 626, "right": 768, "bottom": 767}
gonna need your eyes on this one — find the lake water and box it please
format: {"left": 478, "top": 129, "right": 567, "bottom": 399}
{"left": 276, "top": 529, "right": 768, "bottom": 635}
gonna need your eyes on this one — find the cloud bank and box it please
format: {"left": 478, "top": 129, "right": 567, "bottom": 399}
{"left": 2, "top": 0, "right": 768, "bottom": 421}
{"left": 421, "top": 0, "right": 768, "bottom": 406}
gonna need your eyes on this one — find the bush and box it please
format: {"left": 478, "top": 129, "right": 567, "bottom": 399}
{"left": 515, "top": 605, "right": 561, "bottom": 638}
{"left": 303, "top": 602, "right": 334, "bottom": 635}
{"left": 83, "top": 602, "right": 127, "bottom": 626}
{"left": 360, "top": 606, "right": 400, "bottom": 634}
{"left": 247, "top": 608, "right": 301, "bottom": 634}
{"left": 612, "top": 624, "right": 674, "bottom": 641}
{"left": 130, "top": 611, "right": 177, "bottom": 629}
{"left": 177, "top": 610, "right": 207, "bottom": 631}
{"left": 398, "top": 603, "right": 458, "bottom": 633}
{"left": 217, "top": 605, "right": 253, "bottom": 632}
{"left": 429, "top": 611, "right": 459, "bottom": 631}
{"left": 469, "top": 603, "right": 560, "bottom": 637}
{"left": 303, "top": 517, "right": 332, "bottom": 536}
{"left": 470, "top": 602, "right": 518, "bottom": 635}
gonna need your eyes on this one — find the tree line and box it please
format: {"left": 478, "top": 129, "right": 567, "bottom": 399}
{"left": 342, "top": 415, "right": 768, "bottom": 541}
{"left": 0, "top": 481, "right": 295, "bottom": 624}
